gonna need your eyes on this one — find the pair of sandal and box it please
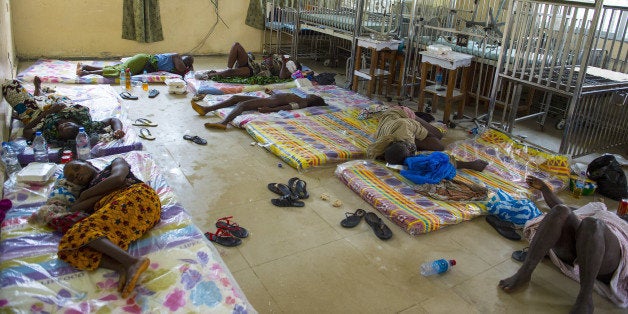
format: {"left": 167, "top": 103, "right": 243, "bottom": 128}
{"left": 204, "top": 216, "right": 249, "bottom": 247}
{"left": 267, "top": 177, "right": 309, "bottom": 207}
{"left": 341, "top": 209, "right": 393, "bottom": 240}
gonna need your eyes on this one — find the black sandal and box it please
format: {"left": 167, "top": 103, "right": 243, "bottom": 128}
{"left": 511, "top": 247, "right": 529, "bottom": 262}
{"left": 205, "top": 228, "right": 242, "bottom": 247}
{"left": 267, "top": 183, "right": 293, "bottom": 197}
{"left": 215, "top": 216, "right": 249, "bottom": 238}
{"left": 364, "top": 212, "right": 393, "bottom": 240}
{"left": 340, "top": 209, "right": 366, "bottom": 228}
{"left": 271, "top": 194, "right": 305, "bottom": 207}
{"left": 288, "top": 177, "right": 309, "bottom": 199}
{"left": 183, "top": 134, "right": 207, "bottom": 145}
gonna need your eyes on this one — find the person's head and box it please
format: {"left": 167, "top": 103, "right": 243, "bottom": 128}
{"left": 57, "top": 121, "right": 80, "bottom": 140}
{"left": 306, "top": 95, "right": 327, "bottom": 107}
{"left": 182, "top": 55, "right": 194, "bottom": 69}
{"left": 63, "top": 160, "right": 98, "bottom": 186}
{"left": 384, "top": 141, "right": 416, "bottom": 165}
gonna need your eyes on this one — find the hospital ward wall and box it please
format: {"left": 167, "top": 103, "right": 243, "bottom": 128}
{"left": 11, "top": 0, "right": 262, "bottom": 59}
{"left": 0, "top": 0, "right": 16, "bottom": 144}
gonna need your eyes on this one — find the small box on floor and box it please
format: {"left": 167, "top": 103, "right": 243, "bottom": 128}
{"left": 17, "top": 162, "right": 56, "bottom": 183}
{"left": 164, "top": 78, "right": 187, "bottom": 94}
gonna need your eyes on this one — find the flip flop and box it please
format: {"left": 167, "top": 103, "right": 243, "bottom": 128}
{"left": 120, "top": 257, "right": 150, "bottom": 298}
{"left": 148, "top": 89, "right": 159, "bottom": 98}
{"left": 119, "top": 91, "right": 138, "bottom": 100}
{"left": 183, "top": 134, "right": 207, "bottom": 145}
{"left": 133, "top": 118, "right": 158, "bottom": 127}
{"left": 485, "top": 215, "right": 521, "bottom": 241}
{"left": 288, "top": 177, "right": 309, "bottom": 199}
{"left": 267, "top": 183, "right": 292, "bottom": 197}
{"left": 364, "top": 212, "right": 393, "bottom": 240}
{"left": 341, "top": 208, "right": 366, "bottom": 228}
{"left": 138, "top": 128, "right": 155, "bottom": 140}
{"left": 271, "top": 194, "right": 305, "bottom": 207}
{"left": 215, "top": 216, "right": 249, "bottom": 238}
{"left": 512, "top": 247, "right": 529, "bottom": 262}
{"left": 205, "top": 229, "right": 242, "bottom": 247}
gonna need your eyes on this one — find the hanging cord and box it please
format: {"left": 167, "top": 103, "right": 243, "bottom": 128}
{"left": 187, "top": 0, "right": 229, "bottom": 54}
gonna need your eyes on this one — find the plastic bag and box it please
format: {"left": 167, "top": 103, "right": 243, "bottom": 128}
{"left": 587, "top": 155, "right": 628, "bottom": 201}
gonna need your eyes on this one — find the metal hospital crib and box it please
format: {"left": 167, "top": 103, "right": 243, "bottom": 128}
{"left": 487, "top": 0, "right": 628, "bottom": 157}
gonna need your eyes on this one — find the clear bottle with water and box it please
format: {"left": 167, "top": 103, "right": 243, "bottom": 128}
{"left": 32, "top": 131, "right": 49, "bottom": 163}
{"left": 2, "top": 142, "right": 22, "bottom": 176}
{"left": 435, "top": 68, "right": 443, "bottom": 89}
{"left": 75, "top": 127, "right": 91, "bottom": 160}
{"left": 120, "top": 69, "right": 126, "bottom": 89}
{"left": 420, "top": 259, "right": 456, "bottom": 276}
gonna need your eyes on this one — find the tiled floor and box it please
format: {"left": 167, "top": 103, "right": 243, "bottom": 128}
{"left": 18, "top": 57, "right": 627, "bottom": 313}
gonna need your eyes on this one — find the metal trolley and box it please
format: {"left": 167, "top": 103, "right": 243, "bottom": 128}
{"left": 487, "top": 0, "right": 628, "bottom": 157}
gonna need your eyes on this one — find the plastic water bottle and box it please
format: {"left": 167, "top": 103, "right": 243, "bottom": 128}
{"left": 142, "top": 70, "right": 149, "bottom": 91}
{"left": 2, "top": 142, "right": 22, "bottom": 176}
{"left": 435, "top": 68, "right": 443, "bottom": 89}
{"left": 125, "top": 68, "right": 132, "bottom": 91}
{"left": 420, "top": 259, "right": 456, "bottom": 276}
{"left": 75, "top": 127, "right": 91, "bottom": 160}
{"left": 120, "top": 69, "right": 126, "bottom": 89}
{"left": 32, "top": 131, "right": 49, "bottom": 163}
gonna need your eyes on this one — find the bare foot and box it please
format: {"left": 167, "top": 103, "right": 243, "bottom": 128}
{"left": 204, "top": 122, "right": 227, "bottom": 130}
{"left": 76, "top": 62, "right": 83, "bottom": 75}
{"left": 570, "top": 296, "right": 594, "bottom": 314}
{"left": 191, "top": 100, "right": 208, "bottom": 116}
{"left": 468, "top": 160, "right": 488, "bottom": 172}
{"left": 498, "top": 272, "right": 531, "bottom": 292}
{"left": 121, "top": 257, "right": 150, "bottom": 298}
{"left": 526, "top": 176, "right": 548, "bottom": 190}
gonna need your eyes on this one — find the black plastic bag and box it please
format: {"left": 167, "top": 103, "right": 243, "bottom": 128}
{"left": 587, "top": 155, "right": 628, "bottom": 201}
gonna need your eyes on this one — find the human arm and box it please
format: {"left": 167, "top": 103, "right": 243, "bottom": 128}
{"left": 75, "top": 158, "right": 130, "bottom": 203}
{"left": 171, "top": 54, "right": 191, "bottom": 75}
{"left": 526, "top": 176, "right": 566, "bottom": 209}
{"left": 258, "top": 105, "right": 292, "bottom": 113}
{"left": 100, "top": 117, "right": 125, "bottom": 139}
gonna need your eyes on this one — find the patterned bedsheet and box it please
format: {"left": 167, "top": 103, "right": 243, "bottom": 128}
{"left": 185, "top": 76, "right": 303, "bottom": 95}
{"left": 17, "top": 59, "right": 181, "bottom": 84}
{"left": 10, "top": 84, "right": 142, "bottom": 165}
{"left": 335, "top": 129, "right": 570, "bottom": 235}
{"left": 210, "top": 85, "right": 379, "bottom": 128}
{"left": 0, "top": 151, "right": 255, "bottom": 313}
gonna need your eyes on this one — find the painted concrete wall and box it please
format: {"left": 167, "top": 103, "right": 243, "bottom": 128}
{"left": 0, "top": 0, "right": 16, "bottom": 142}
{"left": 11, "top": 0, "right": 263, "bottom": 59}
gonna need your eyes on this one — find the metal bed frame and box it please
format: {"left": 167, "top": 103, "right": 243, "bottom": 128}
{"left": 487, "top": 0, "right": 628, "bottom": 157}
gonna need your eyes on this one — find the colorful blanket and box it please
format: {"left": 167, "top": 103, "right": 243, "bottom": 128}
{"left": 186, "top": 76, "right": 303, "bottom": 95}
{"left": 246, "top": 108, "right": 379, "bottom": 170}
{"left": 17, "top": 59, "right": 181, "bottom": 84}
{"left": 210, "top": 85, "right": 379, "bottom": 128}
{"left": 335, "top": 129, "right": 570, "bottom": 235}
{"left": 0, "top": 151, "right": 255, "bottom": 313}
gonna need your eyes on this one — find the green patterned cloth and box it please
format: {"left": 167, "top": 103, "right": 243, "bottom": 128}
{"left": 245, "top": 0, "right": 265, "bottom": 30}
{"left": 122, "top": 0, "right": 164, "bottom": 43}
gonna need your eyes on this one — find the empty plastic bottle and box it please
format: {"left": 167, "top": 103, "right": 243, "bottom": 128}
{"left": 420, "top": 259, "right": 456, "bottom": 276}
{"left": 2, "top": 142, "right": 22, "bottom": 175}
{"left": 32, "top": 131, "right": 49, "bottom": 163}
{"left": 120, "top": 69, "right": 126, "bottom": 89}
{"left": 75, "top": 127, "right": 91, "bottom": 161}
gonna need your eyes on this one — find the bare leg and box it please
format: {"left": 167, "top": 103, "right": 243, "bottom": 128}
{"left": 33, "top": 76, "right": 42, "bottom": 96}
{"left": 205, "top": 97, "right": 282, "bottom": 129}
{"left": 414, "top": 116, "right": 443, "bottom": 139}
{"left": 572, "top": 217, "right": 621, "bottom": 314}
{"left": 227, "top": 42, "right": 249, "bottom": 68}
{"left": 88, "top": 237, "right": 150, "bottom": 298}
{"left": 97, "top": 254, "right": 127, "bottom": 292}
{"left": 456, "top": 159, "right": 488, "bottom": 172}
{"left": 499, "top": 204, "right": 579, "bottom": 292}
{"left": 81, "top": 65, "right": 103, "bottom": 71}
{"left": 191, "top": 95, "right": 259, "bottom": 116}
{"left": 415, "top": 134, "right": 445, "bottom": 151}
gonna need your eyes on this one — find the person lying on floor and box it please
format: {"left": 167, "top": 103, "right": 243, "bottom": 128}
{"left": 499, "top": 176, "right": 628, "bottom": 313}
{"left": 2, "top": 77, "right": 125, "bottom": 145}
{"left": 191, "top": 90, "right": 328, "bottom": 130}
{"left": 194, "top": 42, "right": 297, "bottom": 80}
{"left": 77, "top": 53, "right": 194, "bottom": 77}
{"left": 58, "top": 157, "right": 162, "bottom": 298}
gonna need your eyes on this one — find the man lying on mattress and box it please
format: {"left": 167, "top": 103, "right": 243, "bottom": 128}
{"left": 500, "top": 176, "right": 628, "bottom": 313}
{"left": 194, "top": 42, "right": 300, "bottom": 80}
{"left": 2, "top": 77, "right": 125, "bottom": 146}
{"left": 77, "top": 53, "right": 194, "bottom": 77}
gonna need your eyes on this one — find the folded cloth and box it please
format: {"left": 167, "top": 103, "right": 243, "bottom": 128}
{"left": 524, "top": 202, "right": 628, "bottom": 308}
{"left": 414, "top": 178, "right": 489, "bottom": 201}
{"left": 401, "top": 152, "right": 456, "bottom": 184}
{"left": 487, "top": 189, "right": 542, "bottom": 227}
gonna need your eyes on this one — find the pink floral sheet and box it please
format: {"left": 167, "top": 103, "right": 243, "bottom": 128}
{"left": 0, "top": 151, "right": 255, "bottom": 313}
{"left": 17, "top": 59, "right": 181, "bottom": 84}
{"left": 209, "top": 85, "right": 380, "bottom": 128}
